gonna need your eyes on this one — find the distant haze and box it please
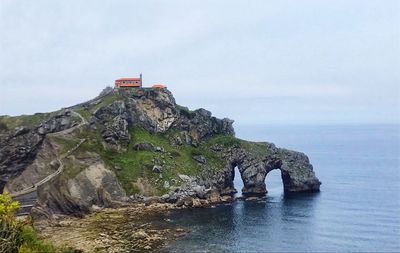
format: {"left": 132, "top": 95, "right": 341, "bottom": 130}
{"left": 1, "top": 0, "right": 399, "bottom": 124}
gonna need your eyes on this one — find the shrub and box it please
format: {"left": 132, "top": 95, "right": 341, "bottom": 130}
{"left": 0, "top": 193, "right": 72, "bottom": 253}
{"left": 18, "top": 226, "right": 56, "bottom": 253}
{"left": 0, "top": 192, "right": 22, "bottom": 253}
{"left": 0, "top": 122, "right": 8, "bottom": 132}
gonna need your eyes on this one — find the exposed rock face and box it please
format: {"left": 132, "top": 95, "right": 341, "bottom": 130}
{"left": 93, "top": 101, "right": 130, "bottom": 145}
{"left": 0, "top": 110, "right": 76, "bottom": 191}
{"left": 211, "top": 143, "right": 321, "bottom": 196}
{"left": 0, "top": 128, "right": 43, "bottom": 190}
{"left": 124, "top": 88, "right": 179, "bottom": 133}
{"left": 37, "top": 158, "right": 125, "bottom": 216}
{"left": 172, "top": 108, "right": 235, "bottom": 145}
{"left": 67, "top": 163, "right": 125, "bottom": 206}
{"left": 4, "top": 138, "right": 58, "bottom": 192}
{"left": 37, "top": 110, "right": 75, "bottom": 135}
{"left": 163, "top": 142, "right": 321, "bottom": 202}
{"left": 91, "top": 88, "right": 234, "bottom": 146}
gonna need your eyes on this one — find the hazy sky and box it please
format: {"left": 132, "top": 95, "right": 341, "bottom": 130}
{"left": 1, "top": 0, "right": 399, "bottom": 125}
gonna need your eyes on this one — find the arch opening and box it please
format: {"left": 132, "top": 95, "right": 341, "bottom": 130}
{"left": 265, "top": 169, "right": 284, "bottom": 196}
{"left": 233, "top": 166, "right": 244, "bottom": 197}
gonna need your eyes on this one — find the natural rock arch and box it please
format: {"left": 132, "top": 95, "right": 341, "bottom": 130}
{"left": 214, "top": 143, "right": 321, "bottom": 196}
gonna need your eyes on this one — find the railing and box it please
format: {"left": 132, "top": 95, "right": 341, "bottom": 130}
{"left": 9, "top": 111, "right": 87, "bottom": 199}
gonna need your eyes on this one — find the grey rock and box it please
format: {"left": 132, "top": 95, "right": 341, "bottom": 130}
{"left": 93, "top": 101, "right": 130, "bottom": 145}
{"left": 13, "top": 127, "right": 29, "bottom": 137}
{"left": 0, "top": 110, "right": 77, "bottom": 190}
{"left": 133, "top": 142, "right": 154, "bottom": 151}
{"left": 99, "top": 86, "right": 114, "bottom": 97}
{"left": 192, "top": 155, "right": 207, "bottom": 164}
{"left": 211, "top": 143, "right": 321, "bottom": 196}
{"left": 163, "top": 181, "right": 170, "bottom": 189}
{"left": 152, "top": 165, "right": 162, "bottom": 173}
{"left": 0, "top": 87, "right": 321, "bottom": 216}
{"left": 154, "top": 146, "right": 164, "bottom": 152}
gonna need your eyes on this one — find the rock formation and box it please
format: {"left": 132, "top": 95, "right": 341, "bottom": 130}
{"left": 0, "top": 110, "right": 78, "bottom": 190}
{"left": 0, "top": 87, "right": 321, "bottom": 216}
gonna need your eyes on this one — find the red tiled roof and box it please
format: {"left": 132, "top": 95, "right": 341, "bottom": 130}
{"left": 116, "top": 77, "right": 141, "bottom": 81}
{"left": 152, "top": 84, "right": 167, "bottom": 88}
{"left": 118, "top": 83, "right": 142, "bottom": 87}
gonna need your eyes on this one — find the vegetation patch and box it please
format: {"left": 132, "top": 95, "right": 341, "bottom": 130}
{"left": 0, "top": 193, "right": 75, "bottom": 253}
{"left": 69, "top": 126, "right": 248, "bottom": 196}
{"left": 0, "top": 113, "right": 53, "bottom": 134}
{"left": 75, "top": 94, "right": 121, "bottom": 120}
{"left": 101, "top": 127, "right": 231, "bottom": 195}
{"left": 47, "top": 135, "right": 81, "bottom": 156}
{"left": 205, "top": 135, "right": 241, "bottom": 147}
{"left": 176, "top": 104, "right": 194, "bottom": 119}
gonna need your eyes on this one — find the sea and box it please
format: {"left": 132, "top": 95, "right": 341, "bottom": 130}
{"left": 161, "top": 124, "right": 400, "bottom": 252}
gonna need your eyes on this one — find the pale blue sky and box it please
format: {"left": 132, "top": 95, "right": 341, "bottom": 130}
{"left": 0, "top": 0, "right": 399, "bottom": 124}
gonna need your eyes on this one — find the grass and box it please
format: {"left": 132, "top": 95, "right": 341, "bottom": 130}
{"left": 18, "top": 225, "right": 76, "bottom": 253}
{"left": 47, "top": 135, "right": 81, "bottom": 156}
{"left": 0, "top": 113, "right": 52, "bottom": 133}
{"left": 205, "top": 134, "right": 241, "bottom": 147}
{"left": 176, "top": 104, "right": 195, "bottom": 119}
{"left": 67, "top": 125, "right": 258, "bottom": 196}
{"left": 58, "top": 127, "right": 106, "bottom": 180}
{"left": 101, "top": 127, "right": 233, "bottom": 195}
{"left": 0, "top": 110, "right": 81, "bottom": 135}
{"left": 75, "top": 93, "right": 121, "bottom": 120}
{"left": 57, "top": 118, "right": 263, "bottom": 197}
{"left": 105, "top": 127, "right": 199, "bottom": 195}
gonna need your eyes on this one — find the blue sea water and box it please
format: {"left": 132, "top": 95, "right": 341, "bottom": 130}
{"left": 162, "top": 124, "right": 400, "bottom": 252}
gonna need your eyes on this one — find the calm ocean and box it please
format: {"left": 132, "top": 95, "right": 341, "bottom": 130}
{"left": 162, "top": 124, "right": 400, "bottom": 252}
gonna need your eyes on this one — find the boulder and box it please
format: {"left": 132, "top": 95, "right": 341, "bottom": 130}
{"left": 154, "top": 146, "right": 164, "bottom": 152}
{"left": 133, "top": 142, "right": 155, "bottom": 151}
{"left": 192, "top": 155, "right": 207, "bottom": 164}
{"left": 152, "top": 165, "right": 162, "bottom": 173}
{"left": 163, "top": 181, "right": 170, "bottom": 189}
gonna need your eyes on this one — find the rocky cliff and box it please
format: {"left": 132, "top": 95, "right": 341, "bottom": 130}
{"left": 0, "top": 87, "right": 321, "bottom": 216}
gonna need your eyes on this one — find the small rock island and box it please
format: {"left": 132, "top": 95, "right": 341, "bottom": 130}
{"left": 0, "top": 82, "right": 321, "bottom": 250}
{"left": 0, "top": 83, "right": 321, "bottom": 212}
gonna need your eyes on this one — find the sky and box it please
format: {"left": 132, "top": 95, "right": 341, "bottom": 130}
{"left": 0, "top": 0, "right": 399, "bottom": 125}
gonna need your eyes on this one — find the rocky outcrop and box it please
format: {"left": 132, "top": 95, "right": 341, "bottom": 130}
{"left": 90, "top": 88, "right": 234, "bottom": 146}
{"left": 210, "top": 143, "right": 321, "bottom": 196}
{"left": 67, "top": 162, "right": 126, "bottom": 207}
{"left": 93, "top": 101, "right": 130, "bottom": 145}
{"left": 124, "top": 88, "right": 179, "bottom": 133}
{"left": 4, "top": 138, "right": 58, "bottom": 192}
{"left": 161, "top": 141, "right": 320, "bottom": 203}
{"left": 0, "top": 110, "right": 77, "bottom": 191}
{"left": 0, "top": 87, "right": 321, "bottom": 217}
{"left": 172, "top": 107, "right": 235, "bottom": 146}
{"left": 37, "top": 158, "right": 126, "bottom": 216}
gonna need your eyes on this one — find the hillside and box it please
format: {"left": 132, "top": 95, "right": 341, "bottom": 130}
{"left": 0, "top": 87, "right": 321, "bottom": 216}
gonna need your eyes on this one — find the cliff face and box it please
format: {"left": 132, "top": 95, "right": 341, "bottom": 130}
{"left": 0, "top": 110, "right": 79, "bottom": 190}
{"left": 0, "top": 87, "right": 320, "bottom": 215}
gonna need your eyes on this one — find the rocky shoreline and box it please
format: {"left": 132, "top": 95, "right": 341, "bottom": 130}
{"left": 36, "top": 203, "right": 185, "bottom": 253}
{"left": 35, "top": 194, "right": 245, "bottom": 253}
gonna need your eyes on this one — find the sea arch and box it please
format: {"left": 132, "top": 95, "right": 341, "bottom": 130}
{"left": 216, "top": 145, "right": 321, "bottom": 196}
